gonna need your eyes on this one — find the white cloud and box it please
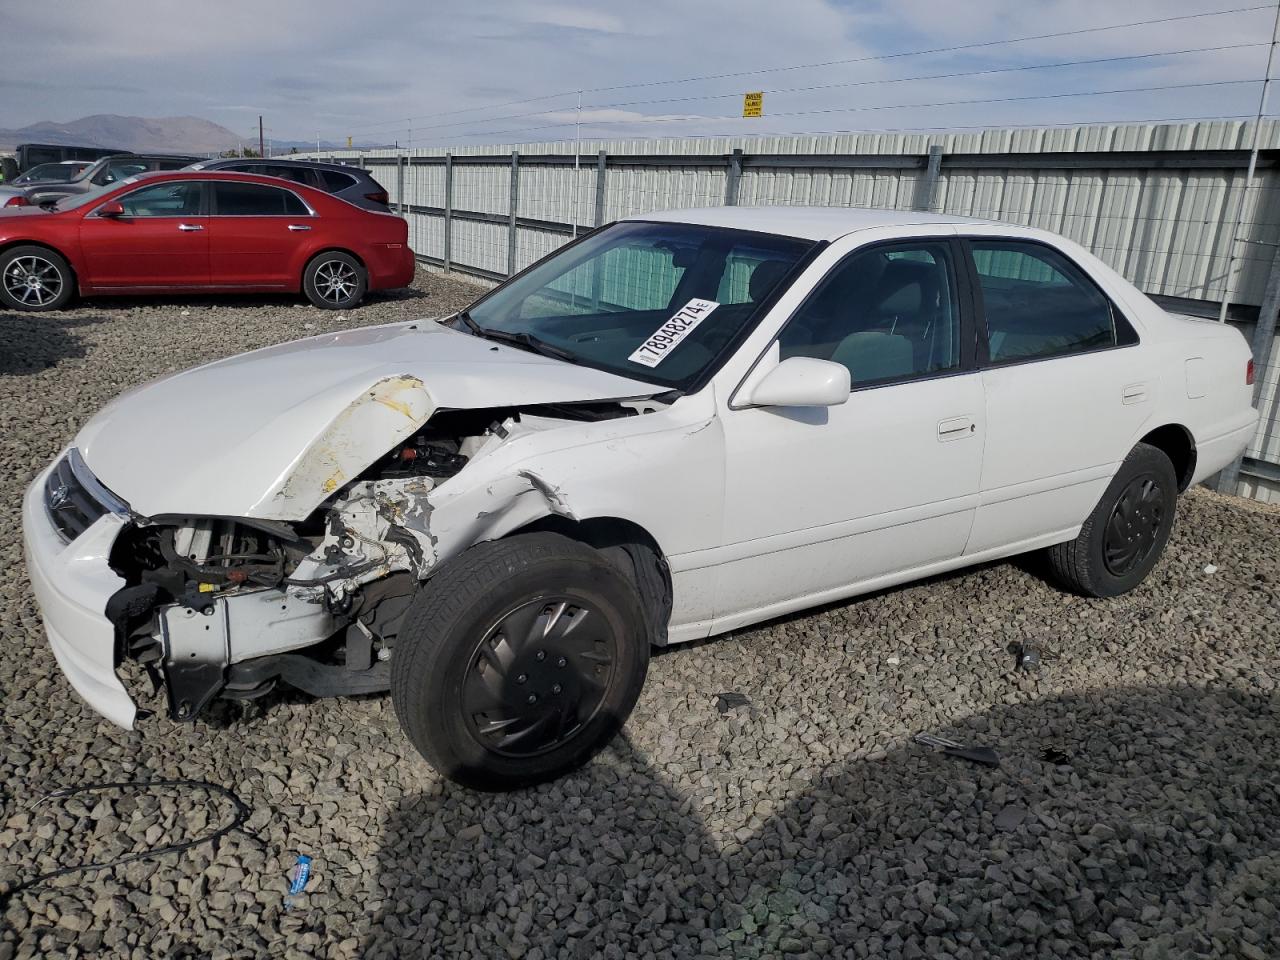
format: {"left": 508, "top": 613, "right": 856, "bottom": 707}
{"left": 0, "top": 0, "right": 1270, "bottom": 143}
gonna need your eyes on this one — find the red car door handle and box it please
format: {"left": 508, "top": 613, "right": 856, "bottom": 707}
{"left": 288, "top": 224, "right": 311, "bottom": 232}
{"left": 177, "top": 223, "right": 203, "bottom": 232}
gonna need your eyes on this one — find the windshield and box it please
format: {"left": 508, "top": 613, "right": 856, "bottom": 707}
{"left": 466, "top": 221, "right": 814, "bottom": 389}
{"left": 15, "top": 163, "right": 87, "bottom": 184}
{"left": 53, "top": 179, "right": 126, "bottom": 212}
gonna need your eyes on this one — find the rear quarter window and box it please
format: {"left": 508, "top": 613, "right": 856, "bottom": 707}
{"left": 319, "top": 170, "right": 358, "bottom": 192}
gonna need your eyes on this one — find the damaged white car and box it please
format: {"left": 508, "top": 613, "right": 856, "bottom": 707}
{"left": 24, "top": 207, "right": 1258, "bottom": 788}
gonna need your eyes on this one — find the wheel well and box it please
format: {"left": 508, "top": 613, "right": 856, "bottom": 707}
{"left": 511, "top": 516, "right": 674, "bottom": 645}
{"left": 1139, "top": 424, "right": 1196, "bottom": 491}
{"left": 304, "top": 247, "right": 366, "bottom": 277}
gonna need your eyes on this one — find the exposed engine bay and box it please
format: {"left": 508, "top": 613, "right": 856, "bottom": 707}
{"left": 102, "top": 402, "right": 655, "bottom": 722}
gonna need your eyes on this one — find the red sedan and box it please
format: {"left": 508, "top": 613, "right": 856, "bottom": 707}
{"left": 0, "top": 171, "right": 415, "bottom": 311}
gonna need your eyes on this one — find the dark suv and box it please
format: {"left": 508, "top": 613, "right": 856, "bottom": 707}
{"left": 186, "top": 158, "right": 390, "bottom": 210}
{"left": 10, "top": 154, "right": 200, "bottom": 207}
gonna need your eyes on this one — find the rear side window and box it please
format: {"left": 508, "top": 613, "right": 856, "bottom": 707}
{"left": 319, "top": 170, "right": 358, "bottom": 192}
{"left": 96, "top": 161, "right": 147, "bottom": 185}
{"left": 257, "top": 164, "right": 313, "bottom": 185}
{"left": 213, "top": 182, "right": 308, "bottom": 216}
{"left": 970, "top": 240, "right": 1137, "bottom": 363}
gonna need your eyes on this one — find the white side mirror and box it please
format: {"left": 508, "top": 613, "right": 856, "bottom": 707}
{"left": 746, "top": 356, "right": 851, "bottom": 408}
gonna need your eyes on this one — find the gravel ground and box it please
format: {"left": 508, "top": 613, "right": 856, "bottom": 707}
{"left": 1, "top": 272, "right": 1279, "bottom": 959}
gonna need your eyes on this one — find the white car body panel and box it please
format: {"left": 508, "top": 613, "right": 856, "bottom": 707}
{"left": 75, "top": 321, "right": 656, "bottom": 520}
{"left": 22, "top": 205, "right": 1258, "bottom": 729}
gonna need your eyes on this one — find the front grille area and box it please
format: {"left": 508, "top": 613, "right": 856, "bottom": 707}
{"left": 44, "top": 451, "right": 114, "bottom": 542}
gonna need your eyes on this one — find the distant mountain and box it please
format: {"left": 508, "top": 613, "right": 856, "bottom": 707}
{"left": 0, "top": 114, "right": 243, "bottom": 155}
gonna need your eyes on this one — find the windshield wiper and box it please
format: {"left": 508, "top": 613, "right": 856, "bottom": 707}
{"left": 454, "top": 310, "right": 580, "bottom": 364}
{"left": 453, "top": 309, "right": 484, "bottom": 336}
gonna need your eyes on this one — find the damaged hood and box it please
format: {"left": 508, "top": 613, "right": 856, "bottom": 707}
{"left": 76, "top": 320, "right": 656, "bottom": 520}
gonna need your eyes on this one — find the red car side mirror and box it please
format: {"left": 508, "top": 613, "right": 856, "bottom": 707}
{"left": 98, "top": 201, "right": 125, "bottom": 218}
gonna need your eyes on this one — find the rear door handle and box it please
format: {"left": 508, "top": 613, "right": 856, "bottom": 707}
{"left": 937, "top": 416, "right": 975, "bottom": 441}
{"left": 177, "top": 223, "right": 203, "bottom": 232}
{"left": 288, "top": 224, "right": 311, "bottom": 232}
{"left": 1122, "top": 382, "right": 1148, "bottom": 405}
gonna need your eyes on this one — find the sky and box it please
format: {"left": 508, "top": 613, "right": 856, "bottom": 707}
{"left": 1, "top": 0, "right": 1276, "bottom": 146}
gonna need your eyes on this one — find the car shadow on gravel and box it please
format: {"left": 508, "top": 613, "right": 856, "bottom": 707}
{"left": 361, "top": 684, "right": 1279, "bottom": 958}
{"left": 0, "top": 312, "right": 103, "bottom": 374}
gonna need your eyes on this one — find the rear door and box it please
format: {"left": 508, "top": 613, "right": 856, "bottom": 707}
{"left": 207, "top": 181, "right": 314, "bottom": 288}
{"left": 962, "top": 236, "right": 1152, "bottom": 554}
{"left": 78, "top": 180, "right": 210, "bottom": 288}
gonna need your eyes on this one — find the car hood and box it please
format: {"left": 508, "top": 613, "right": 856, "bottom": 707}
{"left": 76, "top": 320, "right": 658, "bottom": 520}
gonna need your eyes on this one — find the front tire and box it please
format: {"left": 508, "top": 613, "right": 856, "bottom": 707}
{"left": 0, "top": 245, "right": 74, "bottom": 311}
{"left": 1047, "top": 442, "right": 1178, "bottom": 597}
{"left": 391, "top": 533, "right": 650, "bottom": 790}
{"left": 302, "top": 251, "right": 367, "bottom": 309}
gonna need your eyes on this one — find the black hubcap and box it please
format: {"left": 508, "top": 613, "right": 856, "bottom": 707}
{"left": 1103, "top": 475, "right": 1165, "bottom": 576}
{"left": 462, "top": 596, "right": 616, "bottom": 757}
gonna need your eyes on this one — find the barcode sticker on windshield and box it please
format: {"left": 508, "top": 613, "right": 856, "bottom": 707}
{"left": 628, "top": 299, "right": 719, "bottom": 368}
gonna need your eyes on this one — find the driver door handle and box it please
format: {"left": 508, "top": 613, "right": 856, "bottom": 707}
{"left": 288, "top": 224, "right": 311, "bottom": 231}
{"left": 937, "top": 416, "right": 975, "bottom": 442}
{"left": 177, "top": 223, "right": 204, "bottom": 232}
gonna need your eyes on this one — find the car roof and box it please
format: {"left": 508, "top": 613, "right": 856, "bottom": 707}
{"left": 199, "top": 157, "right": 365, "bottom": 172}
{"left": 125, "top": 169, "right": 324, "bottom": 185}
{"left": 629, "top": 205, "right": 1005, "bottom": 242}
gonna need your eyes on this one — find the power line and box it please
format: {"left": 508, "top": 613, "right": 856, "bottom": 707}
{"left": 340, "top": 3, "right": 1272, "bottom": 136}
{"left": 377, "top": 41, "right": 1268, "bottom": 138}
{"left": 429, "top": 78, "right": 1261, "bottom": 142}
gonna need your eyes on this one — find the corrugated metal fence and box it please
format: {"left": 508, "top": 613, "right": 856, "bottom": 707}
{"left": 300, "top": 120, "right": 1280, "bottom": 501}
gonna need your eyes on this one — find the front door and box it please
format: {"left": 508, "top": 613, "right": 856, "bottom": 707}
{"left": 208, "top": 181, "right": 313, "bottom": 288}
{"left": 715, "top": 238, "right": 985, "bottom": 628}
{"left": 78, "top": 181, "right": 209, "bottom": 288}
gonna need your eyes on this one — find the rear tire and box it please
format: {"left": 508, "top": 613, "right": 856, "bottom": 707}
{"left": 0, "top": 245, "right": 74, "bottom": 312}
{"left": 302, "top": 251, "right": 366, "bottom": 309}
{"left": 391, "top": 533, "right": 650, "bottom": 790}
{"left": 1047, "top": 442, "right": 1178, "bottom": 597}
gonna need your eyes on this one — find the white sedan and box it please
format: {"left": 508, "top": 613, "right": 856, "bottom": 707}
{"left": 23, "top": 206, "right": 1258, "bottom": 788}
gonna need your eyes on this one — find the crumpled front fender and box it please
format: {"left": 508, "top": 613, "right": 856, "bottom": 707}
{"left": 266, "top": 375, "right": 435, "bottom": 516}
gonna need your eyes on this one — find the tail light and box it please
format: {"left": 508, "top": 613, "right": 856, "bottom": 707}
{"left": 4, "top": 195, "right": 30, "bottom": 207}
{"left": 1246, "top": 358, "right": 1255, "bottom": 386}
{"left": 365, "top": 190, "right": 389, "bottom": 205}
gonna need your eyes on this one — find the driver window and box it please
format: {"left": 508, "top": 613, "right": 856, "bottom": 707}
{"left": 116, "top": 182, "right": 202, "bottom": 217}
{"left": 778, "top": 241, "right": 960, "bottom": 386}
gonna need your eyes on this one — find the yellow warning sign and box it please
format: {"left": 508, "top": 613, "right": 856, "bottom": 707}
{"left": 743, "top": 91, "right": 764, "bottom": 118}
{"left": 347, "top": 136, "right": 353, "bottom": 148}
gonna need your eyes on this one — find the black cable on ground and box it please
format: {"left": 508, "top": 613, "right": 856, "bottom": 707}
{"left": 0, "top": 778, "right": 256, "bottom": 910}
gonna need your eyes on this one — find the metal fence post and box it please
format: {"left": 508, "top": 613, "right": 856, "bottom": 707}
{"left": 594, "top": 150, "right": 607, "bottom": 227}
{"left": 724, "top": 149, "right": 743, "bottom": 206}
{"left": 913, "top": 145, "right": 943, "bottom": 212}
{"left": 1217, "top": 240, "right": 1280, "bottom": 493}
{"left": 397, "top": 154, "right": 405, "bottom": 216}
{"left": 508, "top": 150, "right": 520, "bottom": 276}
{"left": 443, "top": 152, "right": 453, "bottom": 272}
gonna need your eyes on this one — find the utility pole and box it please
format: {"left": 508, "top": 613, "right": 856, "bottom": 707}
{"left": 573, "top": 90, "right": 582, "bottom": 238}
{"left": 1219, "top": 0, "right": 1280, "bottom": 323}
{"left": 258, "top": 115, "right": 265, "bottom": 159}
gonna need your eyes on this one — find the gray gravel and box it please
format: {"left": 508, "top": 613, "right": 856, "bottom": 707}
{"left": 2, "top": 273, "right": 1279, "bottom": 959}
